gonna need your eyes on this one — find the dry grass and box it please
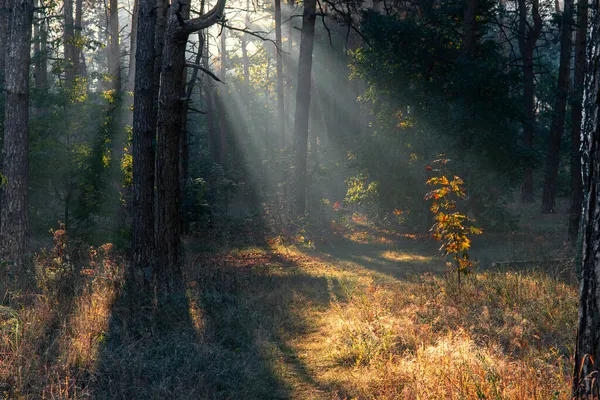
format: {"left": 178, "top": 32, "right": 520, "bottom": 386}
{"left": 0, "top": 228, "right": 577, "bottom": 399}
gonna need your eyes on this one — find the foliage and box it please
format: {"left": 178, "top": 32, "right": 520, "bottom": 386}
{"left": 425, "top": 158, "right": 482, "bottom": 280}
{"left": 347, "top": 2, "right": 524, "bottom": 228}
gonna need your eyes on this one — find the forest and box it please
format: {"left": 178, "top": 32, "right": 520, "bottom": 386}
{"left": 3, "top": 0, "right": 600, "bottom": 397}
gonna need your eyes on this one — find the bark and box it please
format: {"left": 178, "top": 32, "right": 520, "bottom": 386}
{"left": 74, "top": 0, "right": 82, "bottom": 75}
{"left": 462, "top": 0, "right": 478, "bottom": 57}
{"left": 33, "top": 0, "right": 47, "bottom": 93}
{"left": 153, "top": 0, "right": 167, "bottom": 123}
{"left": 107, "top": 0, "right": 121, "bottom": 91}
{"left": 0, "top": 0, "right": 9, "bottom": 88}
{"left": 64, "top": 0, "right": 76, "bottom": 85}
{"left": 155, "top": 0, "right": 225, "bottom": 295}
{"left": 218, "top": 26, "right": 228, "bottom": 167}
{"left": 541, "top": 0, "right": 574, "bottom": 213}
{"left": 242, "top": 0, "right": 249, "bottom": 91}
{"left": 128, "top": 0, "right": 139, "bottom": 92}
{"left": 517, "top": 0, "right": 542, "bottom": 202}
{"left": 203, "top": 34, "right": 219, "bottom": 163}
{"left": 275, "top": 0, "right": 285, "bottom": 148}
{"left": 292, "top": 0, "right": 317, "bottom": 216}
{"left": 573, "top": 4, "right": 600, "bottom": 395}
{"left": 181, "top": 29, "right": 206, "bottom": 192}
{"left": 569, "top": 0, "right": 588, "bottom": 244}
{"left": 131, "top": 0, "right": 157, "bottom": 297}
{"left": 0, "top": 0, "right": 34, "bottom": 272}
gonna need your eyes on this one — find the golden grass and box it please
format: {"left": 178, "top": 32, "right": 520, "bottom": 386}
{"left": 0, "top": 238, "right": 577, "bottom": 399}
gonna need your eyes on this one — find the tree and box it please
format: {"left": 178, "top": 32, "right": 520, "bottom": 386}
{"left": 0, "top": 0, "right": 34, "bottom": 272}
{"left": 130, "top": 0, "right": 157, "bottom": 297}
{"left": 517, "top": 0, "right": 542, "bottom": 202}
{"left": 462, "top": 0, "right": 478, "bottom": 57}
{"left": 573, "top": 1, "right": 600, "bottom": 395}
{"left": 107, "top": 0, "right": 121, "bottom": 91}
{"left": 275, "top": 0, "right": 285, "bottom": 147}
{"left": 154, "top": 0, "right": 226, "bottom": 294}
{"left": 569, "top": 0, "right": 588, "bottom": 243}
{"left": 64, "top": 0, "right": 75, "bottom": 84}
{"left": 218, "top": 24, "right": 228, "bottom": 167}
{"left": 0, "top": 0, "right": 11, "bottom": 90}
{"left": 541, "top": 0, "right": 574, "bottom": 213}
{"left": 292, "top": 0, "right": 317, "bottom": 216}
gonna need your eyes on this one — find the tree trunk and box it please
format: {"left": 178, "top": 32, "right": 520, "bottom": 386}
{"left": 218, "top": 26, "right": 228, "bottom": 168}
{"left": 242, "top": 0, "right": 249, "bottom": 91}
{"left": 569, "top": 0, "right": 588, "bottom": 244}
{"left": 74, "top": 0, "right": 82, "bottom": 76}
{"left": 0, "top": 0, "right": 34, "bottom": 273}
{"left": 131, "top": 0, "right": 157, "bottom": 298}
{"left": 292, "top": 0, "right": 316, "bottom": 216}
{"left": 275, "top": 0, "right": 285, "bottom": 148}
{"left": 0, "top": 0, "right": 10, "bottom": 88}
{"left": 517, "top": 0, "right": 542, "bottom": 202}
{"left": 155, "top": 0, "right": 225, "bottom": 296}
{"left": 128, "top": 0, "right": 139, "bottom": 92}
{"left": 33, "top": 0, "right": 47, "bottom": 94}
{"left": 541, "top": 0, "right": 574, "bottom": 213}
{"left": 462, "top": 0, "right": 478, "bottom": 57}
{"left": 203, "top": 33, "right": 219, "bottom": 163}
{"left": 573, "top": 4, "right": 600, "bottom": 395}
{"left": 64, "top": 0, "right": 76, "bottom": 85}
{"left": 107, "top": 0, "right": 121, "bottom": 92}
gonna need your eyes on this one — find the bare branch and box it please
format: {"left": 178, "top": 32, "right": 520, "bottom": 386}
{"left": 184, "top": 0, "right": 226, "bottom": 34}
{"left": 186, "top": 62, "right": 224, "bottom": 83}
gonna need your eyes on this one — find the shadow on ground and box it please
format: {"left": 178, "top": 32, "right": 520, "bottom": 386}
{"left": 90, "top": 250, "right": 340, "bottom": 399}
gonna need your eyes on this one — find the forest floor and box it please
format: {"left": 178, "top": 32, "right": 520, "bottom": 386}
{"left": 1, "top": 201, "right": 577, "bottom": 399}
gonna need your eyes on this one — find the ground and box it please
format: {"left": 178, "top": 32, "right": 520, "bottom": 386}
{"left": 1, "top": 200, "right": 577, "bottom": 399}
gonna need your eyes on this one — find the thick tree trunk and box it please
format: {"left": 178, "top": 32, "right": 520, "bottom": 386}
{"left": 0, "top": 0, "right": 34, "bottom": 273}
{"left": 131, "top": 0, "right": 157, "bottom": 298}
{"left": 573, "top": 3, "right": 600, "bottom": 395}
{"left": 541, "top": 0, "right": 574, "bottom": 213}
{"left": 0, "top": 0, "right": 10, "bottom": 88}
{"left": 569, "top": 0, "right": 588, "bottom": 244}
{"left": 292, "top": 0, "right": 316, "bottom": 216}
{"left": 517, "top": 0, "right": 542, "bottom": 202}
{"left": 275, "top": 0, "right": 285, "bottom": 148}
{"left": 155, "top": 0, "right": 225, "bottom": 296}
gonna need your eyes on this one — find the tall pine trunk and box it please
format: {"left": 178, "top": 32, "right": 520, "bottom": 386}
{"left": 292, "top": 0, "right": 316, "bottom": 216}
{"left": 573, "top": 1, "right": 600, "bottom": 396}
{"left": 275, "top": 0, "right": 285, "bottom": 148}
{"left": 107, "top": 0, "right": 121, "bottom": 91}
{"left": 218, "top": 26, "right": 228, "bottom": 168}
{"left": 64, "top": 0, "right": 76, "bottom": 85}
{"left": 155, "top": 0, "right": 226, "bottom": 296}
{"left": 569, "top": 0, "right": 588, "bottom": 244}
{"left": 0, "top": 0, "right": 9, "bottom": 89}
{"left": 517, "top": 0, "right": 542, "bottom": 202}
{"left": 130, "top": 0, "right": 157, "bottom": 298}
{"left": 1, "top": 0, "right": 34, "bottom": 273}
{"left": 541, "top": 0, "right": 574, "bottom": 213}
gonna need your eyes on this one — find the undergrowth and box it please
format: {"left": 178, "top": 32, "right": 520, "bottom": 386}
{"left": 0, "top": 229, "right": 577, "bottom": 399}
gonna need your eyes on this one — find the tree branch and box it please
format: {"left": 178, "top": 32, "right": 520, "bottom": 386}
{"left": 184, "top": 0, "right": 226, "bottom": 33}
{"left": 186, "top": 62, "right": 224, "bottom": 83}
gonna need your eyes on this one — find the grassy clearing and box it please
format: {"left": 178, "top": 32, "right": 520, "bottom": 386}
{"left": 0, "top": 215, "right": 578, "bottom": 399}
